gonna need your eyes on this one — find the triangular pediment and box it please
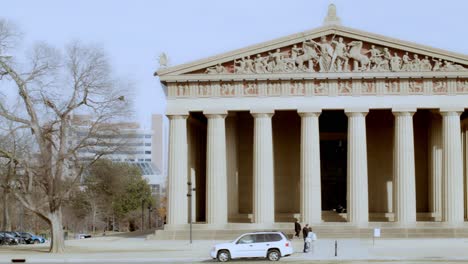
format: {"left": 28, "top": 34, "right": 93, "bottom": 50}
{"left": 156, "top": 25, "right": 468, "bottom": 78}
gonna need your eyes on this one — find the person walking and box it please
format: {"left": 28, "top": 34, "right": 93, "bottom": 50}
{"left": 302, "top": 224, "right": 309, "bottom": 252}
{"left": 305, "top": 227, "right": 317, "bottom": 253}
{"left": 294, "top": 219, "right": 301, "bottom": 238}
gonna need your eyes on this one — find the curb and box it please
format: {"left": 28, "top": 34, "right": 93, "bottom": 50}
{"left": 1, "top": 258, "right": 209, "bottom": 263}
{"left": 3, "top": 256, "right": 468, "bottom": 263}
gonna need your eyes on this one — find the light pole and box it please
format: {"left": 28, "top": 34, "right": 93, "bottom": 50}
{"left": 141, "top": 199, "right": 145, "bottom": 231}
{"left": 187, "top": 182, "right": 196, "bottom": 244}
{"left": 148, "top": 204, "right": 153, "bottom": 229}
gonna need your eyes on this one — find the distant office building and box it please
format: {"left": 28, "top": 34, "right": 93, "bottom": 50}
{"left": 68, "top": 114, "right": 166, "bottom": 196}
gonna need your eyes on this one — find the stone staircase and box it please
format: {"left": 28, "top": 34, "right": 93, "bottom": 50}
{"left": 148, "top": 223, "right": 468, "bottom": 240}
{"left": 147, "top": 211, "right": 468, "bottom": 240}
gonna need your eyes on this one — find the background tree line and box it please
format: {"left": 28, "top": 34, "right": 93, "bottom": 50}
{"left": 0, "top": 17, "right": 165, "bottom": 253}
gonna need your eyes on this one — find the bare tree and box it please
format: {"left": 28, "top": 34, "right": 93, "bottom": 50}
{"left": 0, "top": 19, "right": 131, "bottom": 253}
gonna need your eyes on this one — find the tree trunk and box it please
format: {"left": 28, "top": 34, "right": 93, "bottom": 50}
{"left": 1, "top": 189, "right": 11, "bottom": 231}
{"left": 48, "top": 209, "right": 65, "bottom": 253}
{"left": 91, "top": 202, "right": 96, "bottom": 233}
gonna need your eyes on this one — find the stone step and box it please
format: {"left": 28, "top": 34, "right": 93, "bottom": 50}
{"left": 148, "top": 227, "right": 468, "bottom": 240}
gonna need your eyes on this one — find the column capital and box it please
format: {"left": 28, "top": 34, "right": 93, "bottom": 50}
{"left": 251, "top": 112, "right": 274, "bottom": 118}
{"left": 167, "top": 114, "right": 189, "bottom": 120}
{"left": 203, "top": 109, "right": 228, "bottom": 115}
{"left": 440, "top": 106, "right": 465, "bottom": 113}
{"left": 345, "top": 108, "right": 368, "bottom": 117}
{"left": 167, "top": 109, "right": 189, "bottom": 118}
{"left": 392, "top": 111, "right": 415, "bottom": 117}
{"left": 251, "top": 107, "right": 275, "bottom": 114}
{"left": 345, "top": 110, "right": 368, "bottom": 118}
{"left": 298, "top": 107, "right": 321, "bottom": 114}
{"left": 299, "top": 112, "right": 321, "bottom": 118}
{"left": 392, "top": 106, "right": 416, "bottom": 115}
{"left": 204, "top": 109, "right": 228, "bottom": 119}
{"left": 440, "top": 107, "right": 464, "bottom": 116}
{"left": 251, "top": 108, "right": 274, "bottom": 118}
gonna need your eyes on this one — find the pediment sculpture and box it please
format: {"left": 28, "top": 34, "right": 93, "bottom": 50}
{"left": 197, "top": 35, "right": 467, "bottom": 75}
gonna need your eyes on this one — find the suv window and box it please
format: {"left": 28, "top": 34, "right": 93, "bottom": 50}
{"left": 237, "top": 234, "right": 255, "bottom": 244}
{"left": 253, "top": 234, "right": 266, "bottom": 243}
{"left": 265, "top": 233, "right": 282, "bottom": 242}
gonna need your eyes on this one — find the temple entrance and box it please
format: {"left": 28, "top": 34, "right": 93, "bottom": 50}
{"left": 320, "top": 140, "right": 347, "bottom": 210}
{"left": 319, "top": 111, "right": 348, "bottom": 221}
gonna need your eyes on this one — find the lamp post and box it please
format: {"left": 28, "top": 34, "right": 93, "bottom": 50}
{"left": 141, "top": 199, "right": 145, "bottom": 231}
{"left": 187, "top": 182, "right": 196, "bottom": 244}
{"left": 148, "top": 204, "right": 153, "bottom": 229}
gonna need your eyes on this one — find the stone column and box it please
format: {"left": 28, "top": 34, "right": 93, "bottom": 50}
{"left": 392, "top": 110, "right": 417, "bottom": 226}
{"left": 345, "top": 109, "right": 369, "bottom": 226}
{"left": 298, "top": 109, "right": 322, "bottom": 224}
{"left": 463, "top": 125, "right": 468, "bottom": 220}
{"left": 205, "top": 111, "right": 228, "bottom": 225}
{"left": 428, "top": 113, "right": 442, "bottom": 221}
{"left": 167, "top": 113, "right": 188, "bottom": 225}
{"left": 251, "top": 109, "right": 275, "bottom": 225}
{"left": 463, "top": 122, "right": 468, "bottom": 220}
{"left": 441, "top": 109, "right": 464, "bottom": 225}
{"left": 226, "top": 116, "right": 239, "bottom": 219}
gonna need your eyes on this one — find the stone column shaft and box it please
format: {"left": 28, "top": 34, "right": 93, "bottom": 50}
{"left": 299, "top": 111, "right": 322, "bottom": 224}
{"left": 393, "top": 111, "right": 417, "bottom": 225}
{"left": 464, "top": 125, "right": 468, "bottom": 220}
{"left": 167, "top": 115, "right": 188, "bottom": 225}
{"left": 346, "top": 110, "right": 369, "bottom": 226}
{"left": 441, "top": 110, "right": 464, "bottom": 225}
{"left": 205, "top": 113, "right": 228, "bottom": 225}
{"left": 252, "top": 111, "right": 275, "bottom": 224}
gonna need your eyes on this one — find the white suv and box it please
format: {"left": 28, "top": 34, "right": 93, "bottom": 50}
{"left": 210, "top": 231, "right": 293, "bottom": 262}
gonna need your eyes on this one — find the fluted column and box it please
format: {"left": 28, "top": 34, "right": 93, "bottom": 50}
{"left": 441, "top": 110, "right": 464, "bottom": 225}
{"left": 346, "top": 109, "right": 369, "bottom": 226}
{"left": 167, "top": 114, "right": 188, "bottom": 225}
{"left": 428, "top": 113, "right": 442, "bottom": 221}
{"left": 205, "top": 111, "right": 228, "bottom": 225}
{"left": 463, "top": 123, "right": 468, "bottom": 220}
{"left": 393, "top": 110, "right": 417, "bottom": 226}
{"left": 298, "top": 110, "right": 322, "bottom": 224}
{"left": 251, "top": 110, "right": 275, "bottom": 225}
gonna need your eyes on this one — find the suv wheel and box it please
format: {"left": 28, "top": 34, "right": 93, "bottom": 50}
{"left": 267, "top": 249, "right": 281, "bottom": 261}
{"left": 217, "top": 250, "right": 230, "bottom": 262}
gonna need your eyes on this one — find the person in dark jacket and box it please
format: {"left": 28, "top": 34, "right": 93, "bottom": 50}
{"left": 302, "top": 224, "right": 310, "bottom": 252}
{"left": 302, "top": 224, "right": 309, "bottom": 239}
{"left": 294, "top": 219, "right": 301, "bottom": 238}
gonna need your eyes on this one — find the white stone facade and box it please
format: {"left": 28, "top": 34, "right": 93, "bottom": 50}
{"left": 156, "top": 6, "right": 468, "bottom": 230}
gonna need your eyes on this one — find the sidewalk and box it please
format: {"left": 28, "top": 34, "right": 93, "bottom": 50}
{"left": 1, "top": 236, "right": 468, "bottom": 263}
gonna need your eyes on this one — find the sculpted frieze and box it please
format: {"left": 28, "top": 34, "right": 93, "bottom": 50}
{"left": 197, "top": 35, "right": 467, "bottom": 75}
{"left": 409, "top": 79, "right": 423, "bottom": 94}
{"left": 243, "top": 81, "right": 258, "bottom": 96}
{"left": 385, "top": 79, "right": 400, "bottom": 94}
{"left": 362, "top": 80, "right": 376, "bottom": 94}
{"left": 338, "top": 80, "right": 352, "bottom": 95}
{"left": 167, "top": 78, "right": 467, "bottom": 98}
{"left": 220, "top": 81, "right": 235, "bottom": 96}
{"left": 433, "top": 79, "right": 448, "bottom": 94}
{"left": 457, "top": 79, "right": 468, "bottom": 93}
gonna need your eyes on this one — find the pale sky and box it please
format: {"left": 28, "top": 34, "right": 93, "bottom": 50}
{"left": 3, "top": 0, "right": 468, "bottom": 127}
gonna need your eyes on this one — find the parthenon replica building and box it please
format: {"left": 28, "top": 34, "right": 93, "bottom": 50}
{"left": 155, "top": 5, "right": 468, "bottom": 236}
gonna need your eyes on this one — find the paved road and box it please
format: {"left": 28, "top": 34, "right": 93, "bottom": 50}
{"left": 21, "top": 261, "right": 468, "bottom": 264}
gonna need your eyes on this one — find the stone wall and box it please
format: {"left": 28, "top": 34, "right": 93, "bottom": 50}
{"left": 367, "top": 110, "right": 394, "bottom": 214}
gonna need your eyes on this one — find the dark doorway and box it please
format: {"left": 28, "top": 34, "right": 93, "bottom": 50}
{"left": 188, "top": 112, "right": 207, "bottom": 222}
{"left": 319, "top": 111, "right": 348, "bottom": 211}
